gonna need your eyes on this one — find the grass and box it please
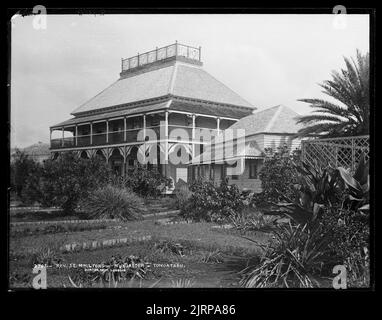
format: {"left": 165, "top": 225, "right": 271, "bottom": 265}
{"left": 9, "top": 238, "right": 254, "bottom": 288}
{"left": 10, "top": 221, "right": 122, "bottom": 237}
{"left": 10, "top": 209, "right": 86, "bottom": 223}
{"left": 9, "top": 219, "right": 270, "bottom": 288}
{"left": 10, "top": 220, "right": 269, "bottom": 255}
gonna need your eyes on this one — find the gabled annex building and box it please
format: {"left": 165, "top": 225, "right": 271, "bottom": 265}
{"left": 189, "top": 105, "right": 303, "bottom": 192}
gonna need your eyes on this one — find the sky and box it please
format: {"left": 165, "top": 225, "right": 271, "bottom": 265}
{"left": 10, "top": 14, "right": 369, "bottom": 148}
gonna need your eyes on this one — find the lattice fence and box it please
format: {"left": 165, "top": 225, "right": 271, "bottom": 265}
{"left": 301, "top": 135, "right": 369, "bottom": 173}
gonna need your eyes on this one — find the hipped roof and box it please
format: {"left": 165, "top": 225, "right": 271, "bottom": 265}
{"left": 191, "top": 105, "right": 302, "bottom": 164}
{"left": 229, "top": 104, "right": 303, "bottom": 136}
{"left": 71, "top": 60, "right": 254, "bottom": 116}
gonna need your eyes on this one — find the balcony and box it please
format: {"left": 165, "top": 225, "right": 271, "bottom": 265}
{"left": 50, "top": 125, "right": 220, "bottom": 150}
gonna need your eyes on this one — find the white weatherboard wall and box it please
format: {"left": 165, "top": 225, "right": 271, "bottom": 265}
{"left": 263, "top": 134, "right": 301, "bottom": 152}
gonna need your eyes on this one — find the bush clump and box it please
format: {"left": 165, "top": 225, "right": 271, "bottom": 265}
{"left": 181, "top": 179, "right": 254, "bottom": 222}
{"left": 123, "top": 166, "right": 173, "bottom": 198}
{"left": 240, "top": 153, "right": 370, "bottom": 288}
{"left": 83, "top": 185, "right": 143, "bottom": 221}
{"left": 240, "top": 222, "right": 336, "bottom": 288}
{"left": 258, "top": 145, "right": 301, "bottom": 203}
{"left": 39, "top": 153, "right": 112, "bottom": 213}
{"left": 174, "top": 181, "right": 192, "bottom": 211}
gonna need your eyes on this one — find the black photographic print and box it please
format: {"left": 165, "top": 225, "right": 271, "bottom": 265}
{"left": 8, "top": 7, "right": 373, "bottom": 295}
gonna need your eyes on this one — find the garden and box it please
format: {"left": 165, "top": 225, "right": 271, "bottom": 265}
{"left": 9, "top": 50, "right": 370, "bottom": 288}
{"left": 9, "top": 143, "right": 370, "bottom": 288}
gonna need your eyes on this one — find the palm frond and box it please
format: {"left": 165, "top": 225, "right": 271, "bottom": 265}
{"left": 297, "top": 50, "right": 369, "bottom": 138}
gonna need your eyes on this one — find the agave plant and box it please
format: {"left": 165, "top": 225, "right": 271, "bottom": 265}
{"left": 154, "top": 240, "right": 185, "bottom": 257}
{"left": 83, "top": 184, "right": 144, "bottom": 221}
{"left": 295, "top": 160, "right": 342, "bottom": 207}
{"left": 337, "top": 154, "right": 369, "bottom": 213}
{"left": 67, "top": 275, "right": 161, "bottom": 288}
{"left": 93, "top": 254, "right": 149, "bottom": 283}
{"left": 229, "top": 211, "right": 277, "bottom": 232}
{"left": 67, "top": 254, "right": 149, "bottom": 288}
{"left": 200, "top": 249, "right": 224, "bottom": 264}
{"left": 263, "top": 160, "right": 341, "bottom": 224}
{"left": 240, "top": 222, "right": 335, "bottom": 288}
{"left": 171, "top": 278, "right": 195, "bottom": 288}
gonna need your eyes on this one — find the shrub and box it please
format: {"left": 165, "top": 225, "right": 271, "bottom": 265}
{"left": 83, "top": 184, "right": 143, "bottom": 221}
{"left": 321, "top": 207, "right": 370, "bottom": 287}
{"left": 241, "top": 158, "right": 370, "bottom": 288}
{"left": 68, "top": 254, "right": 149, "bottom": 287}
{"left": 262, "top": 160, "right": 344, "bottom": 224}
{"left": 240, "top": 222, "right": 336, "bottom": 288}
{"left": 258, "top": 145, "right": 300, "bottom": 203}
{"left": 338, "top": 154, "right": 370, "bottom": 213}
{"left": 174, "top": 181, "right": 192, "bottom": 210}
{"left": 154, "top": 240, "right": 186, "bottom": 256}
{"left": 230, "top": 210, "right": 277, "bottom": 232}
{"left": 171, "top": 278, "right": 195, "bottom": 288}
{"left": 123, "top": 166, "right": 173, "bottom": 198}
{"left": 10, "top": 149, "right": 42, "bottom": 202}
{"left": 181, "top": 179, "right": 255, "bottom": 222}
{"left": 38, "top": 152, "right": 112, "bottom": 213}
{"left": 31, "top": 246, "right": 63, "bottom": 267}
{"left": 23, "top": 163, "right": 44, "bottom": 205}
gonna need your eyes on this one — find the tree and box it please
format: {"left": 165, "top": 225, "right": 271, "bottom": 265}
{"left": 10, "top": 149, "right": 39, "bottom": 199}
{"left": 297, "top": 50, "right": 369, "bottom": 138}
{"left": 39, "top": 152, "right": 112, "bottom": 213}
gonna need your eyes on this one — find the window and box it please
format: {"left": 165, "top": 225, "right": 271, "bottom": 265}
{"left": 209, "top": 164, "right": 215, "bottom": 180}
{"left": 249, "top": 161, "right": 258, "bottom": 179}
{"left": 231, "top": 175, "right": 239, "bottom": 180}
{"left": 221, "top": 165, "right": 226, "bottom": 179}
{"left": 193, "top": 167, "right": 198, "bottom": 180}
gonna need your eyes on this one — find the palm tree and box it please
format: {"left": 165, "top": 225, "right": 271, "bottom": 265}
{"left": 297, "top": 50, "right": 369, "bottom": 138}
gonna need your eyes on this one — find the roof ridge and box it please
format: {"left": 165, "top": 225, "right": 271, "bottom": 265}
{"left": 265, "top": 105, "right": 284, "bottom": 132}
{"left": 252, "top": 104, "right": 281, "bottom": 114}
{"left": 168, "top": 63, "right": 178, "bottom": 94}
{"left": 71, "top": 79, "right": 120, "bottom": 115}
{"left": 196, "top": 67, "right": 254, "bottom": 109}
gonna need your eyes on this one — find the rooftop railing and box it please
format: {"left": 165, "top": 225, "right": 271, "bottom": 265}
{"left": 121, "top": 42, "right": 201, "bottom": 72}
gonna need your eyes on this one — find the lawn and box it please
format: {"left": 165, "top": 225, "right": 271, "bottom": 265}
{"left": 9, "top": 219, "right": 270, "bottom": 288}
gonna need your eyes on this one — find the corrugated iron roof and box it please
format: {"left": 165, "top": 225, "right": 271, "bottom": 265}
{"left": 228, "top": 105, "right": 303, "bottom": 135}
{"left": 170, "top": 100, "right": 253, "bottom": 119}
{"left": 190, "top": 105, "right": 302, "bottom": 165}
{"left": 51, "top": 101, "right": 170, "bottom": 128}
{"left": 191, "top": 140, "right": 263, "bottom": 164}
{"left": 71, "top": 60, "right": 254, "bottom": 115}
{"left": 171, "top": 64, "right": 253, "bottom": 109}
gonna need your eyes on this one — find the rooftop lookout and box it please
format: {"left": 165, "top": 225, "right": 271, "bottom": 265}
{"left": 120, "top": 42, "right": 202, "bottom": 77}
